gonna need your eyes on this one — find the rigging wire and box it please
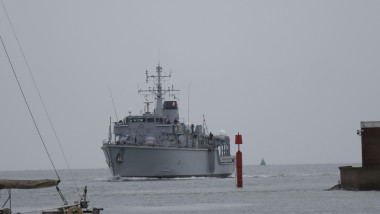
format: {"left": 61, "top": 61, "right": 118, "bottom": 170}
{"left": 0, "top": 33, "right": 61, "bottom": 181}
{"left": 109, "top": 86, "right": 119, "bottom": 122}
{"left": 0, "top": 0, "right": 83, "bottom": 199}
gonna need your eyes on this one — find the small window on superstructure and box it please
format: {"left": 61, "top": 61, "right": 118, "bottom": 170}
{"left": 147, "top": 118, "right": 154, "bottom": 122}
{"left": 131, "top": 118, "right": 137, "bottom": 122}
{"left": 138, "top": 118, "right": 145, "bottom": 122}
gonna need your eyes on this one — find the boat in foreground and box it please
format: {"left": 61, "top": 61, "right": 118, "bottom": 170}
{"left": 101, "top": 64, "right": 235, "bottom": 178}
{"left": 0, "top": 179, "right": 103, "bottom": 214}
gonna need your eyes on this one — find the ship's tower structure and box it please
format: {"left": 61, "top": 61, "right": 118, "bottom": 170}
{"left": 138, "top": 64, "right": 179, "bottom": 116}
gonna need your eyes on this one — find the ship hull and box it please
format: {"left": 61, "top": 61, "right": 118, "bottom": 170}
{"left": 101, "top": 144, "right": 235, "bottom": 178}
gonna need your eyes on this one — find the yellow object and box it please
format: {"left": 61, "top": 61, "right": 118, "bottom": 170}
{"left": 67, "top": 206, "right": 83, "bottom": 214}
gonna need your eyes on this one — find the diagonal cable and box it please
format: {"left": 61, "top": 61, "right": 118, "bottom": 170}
{"left": 0, "top": 33, "right": 61, "bottom": 181}
{"left": 1, "top": 0, "right": 82, "bottom": 199}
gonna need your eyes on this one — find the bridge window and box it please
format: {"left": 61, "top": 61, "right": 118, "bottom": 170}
{"left": 147, "top": 118, "right": 154, "bottom": 122}
{"left": 138, "top": 118, "right": 145, "bottom": 122}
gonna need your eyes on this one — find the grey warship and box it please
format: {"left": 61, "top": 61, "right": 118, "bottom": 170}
{"left": 101, "top": 64, "right": 235, "bottom": 178}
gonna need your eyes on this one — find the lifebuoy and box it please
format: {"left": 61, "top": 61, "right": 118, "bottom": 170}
{"left": 67, "top": 206, "right": 83, "bottom": 214}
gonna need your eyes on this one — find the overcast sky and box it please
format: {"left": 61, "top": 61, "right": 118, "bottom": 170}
{"left": 1, "top": 0, "right": 380, "bottom": 171}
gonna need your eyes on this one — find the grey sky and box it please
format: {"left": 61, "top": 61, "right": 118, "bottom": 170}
{"left": 1, "top": 0, "right": 380, "bottom": 171}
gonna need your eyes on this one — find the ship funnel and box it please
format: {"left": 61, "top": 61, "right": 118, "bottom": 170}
{"left": 163, "top": 101, "right": 179, "bottom": 123}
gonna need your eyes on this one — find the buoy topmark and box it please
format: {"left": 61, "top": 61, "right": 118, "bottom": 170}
{"left": 235, "top": 134, "right": 242, "bottom": 145}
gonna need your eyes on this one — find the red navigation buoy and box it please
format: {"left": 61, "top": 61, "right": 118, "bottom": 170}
{"left": 235, "top": 133, "right": 243, "bottom": 188}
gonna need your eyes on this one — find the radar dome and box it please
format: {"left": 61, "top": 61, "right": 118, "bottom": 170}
{"left": 219, "top": 130, "right": 227, "bottom": 136}
{"left": 145, "top": 136, "right": 156, "bottom": 146}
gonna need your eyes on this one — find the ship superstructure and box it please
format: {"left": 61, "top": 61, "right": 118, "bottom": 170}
{"left": 101, "top": 64, "right": 235, "bottom": 177}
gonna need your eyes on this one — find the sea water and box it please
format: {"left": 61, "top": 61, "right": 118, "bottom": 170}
{"left": 1, "top": 164, "right": 380, "bottom": 214}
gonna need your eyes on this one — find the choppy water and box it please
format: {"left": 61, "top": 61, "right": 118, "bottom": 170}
{"left": 1, "top": 164, "right": 380, "bottom": 214}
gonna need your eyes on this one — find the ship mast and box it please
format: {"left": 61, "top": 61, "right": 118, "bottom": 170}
{"left": 138, "top": 63, "right": 179, "bottom": 116}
